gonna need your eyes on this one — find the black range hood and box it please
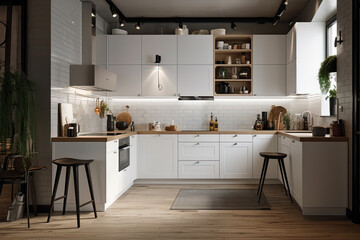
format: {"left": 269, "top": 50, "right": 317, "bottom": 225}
{"left": 178, "top": 96, "right": 214, "bottom": 101}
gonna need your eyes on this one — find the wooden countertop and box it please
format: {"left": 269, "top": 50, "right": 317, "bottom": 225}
{"left": 51, "top": 130, "right": 348, "bottom": 142}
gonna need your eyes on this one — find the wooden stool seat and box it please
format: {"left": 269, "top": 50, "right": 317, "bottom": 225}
{"left": 47, "top": 158, "right": 97, "bottom": 228}
{"left": 52, "top": 158, "right": 93, "bottom": 166}
{"left": 257, "top": 152, "right": 293, "bottom": 204}
{"left": 259, "top": 152, "right": 287, "bottom": 158}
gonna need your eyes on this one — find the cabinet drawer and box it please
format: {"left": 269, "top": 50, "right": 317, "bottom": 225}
{"left": 178, "top": 134, "right": 219, "bottom": 142}
{"left": 178, "top": 143, "right": 219, "bottom": 161}
{"left": 106, "top": 140, "right": 118, "bottom": 152}
{"left": 220, "top": 134, "right": 252, "bottom": 142}
{"left": 178, "top": 161, "right": 219, "bottom": 179}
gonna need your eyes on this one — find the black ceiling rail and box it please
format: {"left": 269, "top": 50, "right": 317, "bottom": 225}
{"left": 104, "top": 0, "right": 286, "bottom": 25}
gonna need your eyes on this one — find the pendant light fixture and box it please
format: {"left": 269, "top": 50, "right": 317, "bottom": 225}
{"left": 231, "top": 22, "right": 236, "bottom": 30}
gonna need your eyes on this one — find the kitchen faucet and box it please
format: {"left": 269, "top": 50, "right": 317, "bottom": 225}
{"left": 301, "top": 111, "right": 313, "bottom": 130}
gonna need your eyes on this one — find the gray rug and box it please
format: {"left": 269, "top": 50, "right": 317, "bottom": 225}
{"left": 171, "top": 189, "right": 270, "bottom": 210}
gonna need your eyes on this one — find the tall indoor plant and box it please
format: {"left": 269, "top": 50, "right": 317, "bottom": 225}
{"left": 318, "top": 55, "right": 337, "bottom": 115}
{"left": 0, "top": 68, "right": 36, "bottom": 169}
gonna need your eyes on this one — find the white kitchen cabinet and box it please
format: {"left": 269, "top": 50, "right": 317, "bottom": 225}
{"left": 253, "top": 65, "right": 286, "bottom": 96}
{"left": 252, "top": 134, "right": 278, "bottom": 179}
{"left": 108, "top": 35, "right": 141, "bottom": 64}
{"left": 141, "top": 65, "right": 177, "bottom": 96}
{"left": 220, "top": 134, "right": 252, "bottom": 142}
{"left": 138, "top": 134, "right": 177, "bottom": 178}
{"left": 178, "top": 65, "right": 213, "bottom": 96}
{"left": 286, "top": 22, "right": 325, "bottom": 95}
{"left": 178, "top": 160, "right": 219, "bottom": 179}
{"left": 108, "top": 65, "right": 141, "bottom": 96}
{"left": 253, "top": 35, "right": 285, "bottom": 65}
{"left": 220, "top": 142, "right": 252, "bottom": 178}
{"left": 96, "top": 33, "right": 107, "bottom": 66}
{"left": 129, "top": 135, "right": 137, "bottom": 182}
{"left": 142, "top": 35, "right": 177, "bottom": 64}
{"left": 177, "top": 35, "right": 213, "bottom": 64}
{"left": 178, "top": 142, "right": 219, "bottom": 161}
{"left": 178, "top": 134, "right": 219, "bottom": 142}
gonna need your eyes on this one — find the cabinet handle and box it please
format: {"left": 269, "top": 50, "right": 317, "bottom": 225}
{"left": 113, "top": 151, "right": 117, "bottom": 154}
{"left": 196, "top": 142, "right": 200, "bottom": 145}
{"left": 195, "top": 135, "right": 200, "bottom": 137}
{"left": 234, "top": 143, "right": 238, "bottom": 146}
{"left": 292, "top": 140, "right": 295, "bottom": 143}
{"left": 114, "top": 141, "right": 118, "bottom": 143}
{"left": 253, "top": 135, "right": 257, "bottom": 137}
{"left": 194, "top": 161, "right": 200, "bottom": 164}
{"left": 234, "top": 135, "right": 238, "bottom": 137}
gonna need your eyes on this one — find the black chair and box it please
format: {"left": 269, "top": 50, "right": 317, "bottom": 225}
{"left": 257, "top": 152, "right": 293, "bottom": 204}
{"left": 47, "top": 158, "right": 97, "bottom": 228}
{"left": 0, "top": 153, "right": 46, "bottom": 228}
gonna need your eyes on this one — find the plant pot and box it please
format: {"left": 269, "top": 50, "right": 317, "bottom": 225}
{"left": 329, "top": 97, "right": 337, "bottom": 116}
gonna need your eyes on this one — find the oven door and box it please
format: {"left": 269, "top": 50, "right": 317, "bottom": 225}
{"left": 119, "top": 146, "right": 130, "bottom": 172}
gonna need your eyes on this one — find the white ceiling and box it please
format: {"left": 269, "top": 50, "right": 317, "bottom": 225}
{"left": 92, "top": 0, "right": 312, "bottom": 23}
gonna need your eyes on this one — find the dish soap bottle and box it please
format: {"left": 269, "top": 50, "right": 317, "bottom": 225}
{"left": 214, "top": 117, "right": 219, "bottom": 131}
{"left": 209, "top": 113, "right": 214, "bottom": 131}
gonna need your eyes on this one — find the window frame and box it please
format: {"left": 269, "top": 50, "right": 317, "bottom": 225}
{"left": 326, "top": 14, "right": 337, "bottom": 57}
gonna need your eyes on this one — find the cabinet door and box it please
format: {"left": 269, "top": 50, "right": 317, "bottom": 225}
{"left": 279, "top": 142, "right": 292, "bottom": 190}
{"left": 286, "top": 60, "right": 296, "bottom": 95}
{"left": 106, "top": 150, "right": 123, "bottom": 202}
{"left": 178, "top": 65, "right": 213, "bottom": 96}
{"left": 253, "top": 35, "right": 285, "bottom": 64}
{"left": 178, "top": 161, "right": 219, "bottom": 179}
{"left": 178, "top": 142, "right": 219, "bottom": 161}
{"left": 220, "top": 143, "right": 252, "bottom": 179}
{"left": 130, "top": 135, "right": 137, "bottom": 182}
{"left": 141, "top": 65, "right": 177, "bottom": 96}
{"left": 253, "top": 65, "right": 285, "bottom": 96}
{"left": 142, "top": 35, "right": 177, "bottom": 64}
{"left": 138, "top": 135, "right": 177, "bottom": 178}
{"left": 108, "top": 65, "right": 141, "bottom": 96}
{"left": 96, "top": 33, "right": 107, "bottom": 65}
{"left": 108, "top": 35, "right": 141, "bottom": 64}
{"left": 252, "top": 135, "right": 278, "bottom": 179}
{"left": 286, "top": 27, "right": 296, "bottom": 64}
{"left": 177, "top": 35, "right": 213, "bottom": 64}
{"left": 289, "top": 140, "right": 302, "bottom": 204}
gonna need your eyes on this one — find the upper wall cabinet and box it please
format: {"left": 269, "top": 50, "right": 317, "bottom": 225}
{"left": 142, "top": 35, "right": 177, "bottom": 64}
{"left": 286, "top": 22, "right": 325, "bottom": 95}
{"left": 108, "top": 65, "right": 141, "bottom": 96}
{"left": 178, "top": 65, "right": 213, "bottom": 96}
{"left": 177, "top": 35, "right": 213, "bottom": 64}
{"left": 108, "top": 35, "right": 141, "bottom": 64}
{"left": 253, "top": 35, "right": 285, "bottom": 65}
{"left": 142, "top": 65, "right": 178, "bottom": 96}
{"left": 96, "top": 33, "right": 107, "bottom": 66}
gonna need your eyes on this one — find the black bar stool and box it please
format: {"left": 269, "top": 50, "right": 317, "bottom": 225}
{"left": 47, "top": 158, "right": 97, "bottom": 228}
{"left": 257, "top": 152, "right": 293, "bottom": 204}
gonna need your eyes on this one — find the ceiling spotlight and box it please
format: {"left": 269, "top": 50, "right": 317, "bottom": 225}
{"left": 135, "top": 21, "right": 142, "bottom": 30}
{"left": 110, "top": 5, "right": 118, "bottom": 18}
{"left": 276, "top": 4, "right": 286, "bottom": 17}
{"left": 273, "top": 16, "right": 280, "bottom": 25}
{"left": 284, "top": 0, "right": 288, "bottom": 5}
{"left": 119, "top": 19, "right": 125, "bottom": 27}
{"left": 231, "top": 22, "right": 237, "bottom": 30}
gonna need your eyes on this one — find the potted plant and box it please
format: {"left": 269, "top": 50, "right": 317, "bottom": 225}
{"left": 0, "top": 68, "right": 36, "bottom": 170}
{"left": 318, "top": 55, "right": 337, "bottom": 94}
{"left": 326, "top": 85, "right": 337, "bottom": 116}
{"left": 99, "top": 99, "right": 112, "bottom": 119}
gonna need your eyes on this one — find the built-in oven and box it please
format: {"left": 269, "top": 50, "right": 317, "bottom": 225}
{"left": 118, "top": 137, "right": 130, "bottom": 172}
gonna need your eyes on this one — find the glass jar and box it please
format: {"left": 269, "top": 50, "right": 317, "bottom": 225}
{"left": 217, "top": 67, "right": 227, "bottom": 79}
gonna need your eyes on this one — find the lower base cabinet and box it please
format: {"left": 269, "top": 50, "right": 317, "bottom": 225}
{"left": 252, "top": 134, "right": 278, "bottom": 179}
{"left": 178, "top": 160, "right": 219, "bottom": 178}
{"left": 138, "top": 134, "right": 178, "bottom": 178}
{"left": 220, "top": 142, "right": 252, "bottom": 178}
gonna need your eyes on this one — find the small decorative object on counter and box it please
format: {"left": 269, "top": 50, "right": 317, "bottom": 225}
{"left": 116, "top": 105, "right": 132, "bottom": 129}
{"left": 303, "top": 116, "right": 308, "bottom": 130}
{"left": 153, "top": 121, "right": 161, "bottom": 131}
{"left": 254, "top": 114, "right": 263, "bottom": 130}
{"left": 267, "top": 117, "right": 274, "bottom": 130}
{"left": 284, "top": 113, "right": 291, "bottom": 130}
{"left": 214, "top": 117, "right": 219, "bottom": 131}
{"left": 209, "top": 112, "right": 215, "bottom": 131}
{"left": 261, "top": 112, "right": 267, "bottom": 130}
{"left": 330, "top": 120, "right": 345, "bottom": 137}
{"left": 130, "top": 121, "right": 135, "bottom": 131}
{"left": 116, "top": 121, "right": 128, "bottom": 130}
{"left": 312, "top": 126, "right": 326, "bottom": 137}
{"left": 67, "top": 127, "right": 75, "bottom": 137}
{"left": 107, "top": 114, "right": 114, "bottom": 131}
{"left": 170, "top": 120, "right": 176, "bottom": 131}
{"left": 99, "top": 100, "right": 111, "bottom": 119}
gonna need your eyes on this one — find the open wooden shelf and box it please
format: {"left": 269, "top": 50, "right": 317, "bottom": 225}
{"left": 214, "top": 49, "right": 252, "bottom": 53}
{"left": 215, "top": 64, "right": 252, "bottom": 67}
{"left": 214, "top": 93, "right": 252, "bottom": 96}
{"left": 215, "top": 79, "right": 252, "bottom": 82}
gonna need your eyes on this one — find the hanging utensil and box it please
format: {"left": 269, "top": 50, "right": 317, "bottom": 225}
{"left": 94, "top": 97, "right": 100, "bottom": 115}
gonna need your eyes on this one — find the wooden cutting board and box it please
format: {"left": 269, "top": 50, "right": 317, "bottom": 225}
{"left": 116, "top": 105, "right": 132, "bottom": 127}
{"left": 269, "top": 105, "right": 287, "bottom": 130}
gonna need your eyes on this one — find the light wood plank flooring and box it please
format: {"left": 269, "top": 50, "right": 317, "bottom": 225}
{"left": 0, "top": 184, "right": 360, "bottom": 240}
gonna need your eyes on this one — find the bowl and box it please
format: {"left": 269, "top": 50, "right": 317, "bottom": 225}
{"left": 116, "top": 121, "right": 129, "bottom": 130}
{"left": 211, "top": 28, "right": 226, "bottom": 35}
{"left": 312, "top": 126, "right": 326, "bottom": 136}
{"left": 112, "top": 28, "right": 128, "bottom": 35}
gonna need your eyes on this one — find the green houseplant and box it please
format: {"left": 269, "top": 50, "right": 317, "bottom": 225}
{"left": 0, "top": 68, "right": 36, "bottom": 170}
{"left": 318, "top": 55, "right": 337, "bottom": 94}
{"left": 326, "top": 85, "right": 337, "bottom": 116}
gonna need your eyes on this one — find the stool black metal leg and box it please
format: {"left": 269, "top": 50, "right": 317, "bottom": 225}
{"left": 47, "top": 165, "right": 62, "bottom": 223}
{"left": 258, "top": 157, "right": 269, "bottom": 203}
{"left": 26, "top": 172, "right": 30, "bottom": 228}
{"left": 84, "top": 164, "right": 97, "bottom": 218}
{"left": 278, "top": 159, "right": 288, "bottom": 196}
{"left": 62, "top": 166, "right": 71, "bottom": 215}
{"left": 257, "top": 158, "right": 267, "bottom": 196}
{"left": 280, "top": 158, "right": 293, "bottom": 203}
{"left": 73, "top": 166, "right": 80, "bottom": 228}
{"left": 29, "top": 173, "right": 38, "bottom": 216}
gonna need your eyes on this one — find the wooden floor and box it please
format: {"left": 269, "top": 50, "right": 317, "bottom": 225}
{"left": 0, "top": 184, "right": 360, "bottom": 240}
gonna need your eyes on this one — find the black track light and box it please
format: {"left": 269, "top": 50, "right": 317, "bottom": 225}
{"left": 273, "top": 16, "right": 280, "bottom": 25}
{"left": 135, "top": 21, "right": 142, "bottom": 30}
{"left": 179, "top": 21, "right": 183, "bottom": 28}
{"left": 276, "top": 4, "right": 286, "bottom": 17}
{"left": 110, "top": 5, "right": 118, "bottom": 18}
{"left": 231, "top": 22, "right": 236, "bottom": 30}
{"left": 119, "top": 19, "right": 125, "bottom": 27}
{"left": 284, "top": 0, "right": 288, "bottom": 5}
